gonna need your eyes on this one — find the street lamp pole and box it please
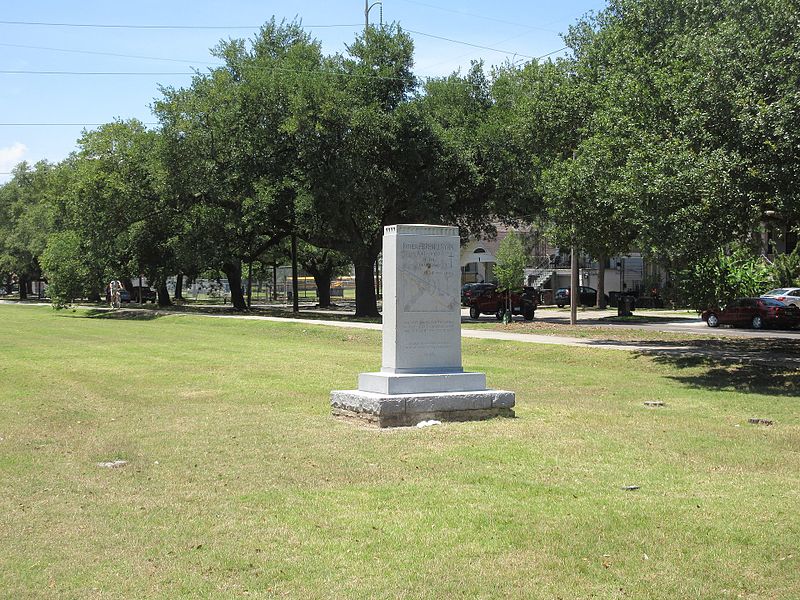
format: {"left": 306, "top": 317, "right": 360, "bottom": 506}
{"left": 365, "top": 0, "right": 383, "bottom": 30}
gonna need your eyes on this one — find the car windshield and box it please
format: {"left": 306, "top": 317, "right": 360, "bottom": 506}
{"left": 764, "top": 289, "right": 790, "bottom": 296}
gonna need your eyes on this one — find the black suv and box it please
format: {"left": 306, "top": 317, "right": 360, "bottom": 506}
{"left": 129, "top": 286, "right": 157, "bottom": 303}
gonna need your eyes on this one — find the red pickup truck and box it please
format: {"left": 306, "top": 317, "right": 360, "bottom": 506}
{"left": 468, "top": 287, "right": 537, "bottom": 321}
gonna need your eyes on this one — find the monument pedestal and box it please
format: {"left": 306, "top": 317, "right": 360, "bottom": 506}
{"left": 331, "top": 224, "right": 515, "bottom": 428}
{"left": 331, "top": 389, "right": 515, "bottom": 428}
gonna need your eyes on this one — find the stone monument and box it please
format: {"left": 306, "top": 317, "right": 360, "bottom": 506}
{"left": 331, "top": 224, "right": 515, "bottom": 427}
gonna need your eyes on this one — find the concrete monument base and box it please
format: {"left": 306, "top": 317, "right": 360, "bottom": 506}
{"left": 330, "top": 388, "right": 515, "bottom": 428}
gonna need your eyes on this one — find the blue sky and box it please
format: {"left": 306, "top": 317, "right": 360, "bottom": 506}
{"left": 0, "top": 0, "right": 606, "bottom": 182}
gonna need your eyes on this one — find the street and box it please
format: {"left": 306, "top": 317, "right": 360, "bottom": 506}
{"left": 462, "top": 306, "right": 800, "bottom": 339}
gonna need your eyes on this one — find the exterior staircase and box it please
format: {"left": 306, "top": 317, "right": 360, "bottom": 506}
{"left": 524, "top": 256, "right": 555, "bottom": 289}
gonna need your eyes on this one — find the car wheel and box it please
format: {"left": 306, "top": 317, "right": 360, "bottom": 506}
{"left": 523, "top": 306, "right": 535, "bottom": 321}
{"left": 751, "top": 315, "right": 763, "bottom": 329}
{"left": 706, "top": 314, "right": 719, "bottom": 327}
{"left": 495, "top": 309, "right": 505, "bottom": 321}
{"left": 469, "top": 306, "right": 480, "bottom": 320}
{"left": 556, "top": 303, "right": 564, "bottom": 308}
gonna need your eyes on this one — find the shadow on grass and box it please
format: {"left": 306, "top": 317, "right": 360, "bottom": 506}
{"left": 648, "top": 353, "right": 800, "bottom": 397}
{"left": 72, "top": 303, "right": 384, "bottom": 324}
{"left": 614, "top": 337, "right": 800, "bottom": 397}
{"left": 82, "top": 309, "right": 167, "bottom": 321}
{"left": 600, "top": 315, "right": 698, "bottom": 324}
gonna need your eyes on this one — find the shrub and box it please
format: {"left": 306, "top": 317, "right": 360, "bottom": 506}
{"left": 677, "top": 245, "right": 776, "bottom": 311}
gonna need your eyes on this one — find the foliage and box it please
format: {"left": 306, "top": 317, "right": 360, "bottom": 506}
{"left": 564, "top": 0, "right": 800, "bottom": 264}
{"left": 39, "top": 231, "right": 91, "bottom": 308}
{"left": 494, "top": 230, "right": 526, "bottom": 297}
{"left": 0, "top": 161, "right": 57, "bottom": 297}
{"left": 155, "top": 19, "right": 321, "bottom": 309}
{"left": 295, "top": 24, "right": 489, "bottom": 316}
{"left": 677, "top": 245, "right": 776, "bottom": 310}
{"left": 769, "top": 246, "right": 800, "bottom": 287}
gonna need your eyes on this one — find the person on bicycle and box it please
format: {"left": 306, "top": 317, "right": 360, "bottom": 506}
{"left": 108, "top": 279, "right": 124, "bottom": 309}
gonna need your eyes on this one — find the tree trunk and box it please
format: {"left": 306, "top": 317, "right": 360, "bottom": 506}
{"left": 222, "top": 261, "right": 247, "bottom": 311}
{"left": 354, "top": 260, "right": 379, "bottom": 317}
{"left": 174, "top": 273, "right": 184, "bottom": 300}
{"left": 310, "top": 271, "right": 332, "bottom": 308}
{"left": 246, "top": 262, "right": 252, "bottom": 309}
{"left": 18, "top": 273, "right": 28, "bottom": 300}
{"left": 597, "top": 254, "right": 607, "bottom": 309}
{"left": 4, "top": 274, "right": 12, "bottom": 295}
{"left": 157, "top": 281, "right": 172, "bottom": 306}
{"left": 122, "top": 278, "right": 134, "bottom": 292}
{"left": 291, "top": 232, "right": 299, "bottom": 313}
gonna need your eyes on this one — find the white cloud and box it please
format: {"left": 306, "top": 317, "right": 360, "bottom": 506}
{"left": 0, "top": 142, "right": 29, "bottom": 174}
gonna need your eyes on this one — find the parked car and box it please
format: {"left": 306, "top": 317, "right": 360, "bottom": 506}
{"left": 468, "top": 287, "right": 537, "bottom": 321}
{"left": 461, "top": 283, "right": 496, "bottom": 306}
{"left": 761, "top": 288, "right": 800, "bottom": 307}
{"left": 554, "top": 286, "right": 608, "bottom": 308}
{"left": 129, "top": 286, "right": 157, "bottom": 303}
{"left": 702, "top": 297, "right": 800, "bottom": 329}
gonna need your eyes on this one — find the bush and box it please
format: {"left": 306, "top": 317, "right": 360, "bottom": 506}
{"left": 769, "top": 247, "right": 800, "bottom": 287}
{"left": 677, "top": 245, "right": 776, "bottom": 311}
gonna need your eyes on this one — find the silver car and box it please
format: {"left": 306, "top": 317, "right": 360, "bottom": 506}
{"left": 761, "top": 288, "right": 800, "bottom": 307}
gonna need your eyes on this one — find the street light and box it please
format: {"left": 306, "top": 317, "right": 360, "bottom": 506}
{"left": 365, "top": 0, "right": 383, "bottom": 29}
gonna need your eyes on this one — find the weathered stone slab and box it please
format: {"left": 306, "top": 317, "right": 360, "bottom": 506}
{"left": 331, "top": 389, "right": 515, "bottom": 428}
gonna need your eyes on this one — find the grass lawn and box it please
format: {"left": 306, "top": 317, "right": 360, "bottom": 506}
{"left": 0, "top": 304, "right": 798, "bottom": 598}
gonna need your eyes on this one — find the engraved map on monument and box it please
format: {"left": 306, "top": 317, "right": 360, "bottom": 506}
{"left": 399, "top": 240, "right": 459, "bottom": 313}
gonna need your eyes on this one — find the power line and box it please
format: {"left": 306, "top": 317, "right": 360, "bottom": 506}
{"left": 0, "top": 19, "right": 362, "bottom": 30}
{"left": 0, "top": 18, "right": 541, "bottom": 60}
{"left": 396, "top": 0, "right": 559, "bottom": 33}
{"left": 0, "top": 123, "right": 158, "bottom": 126}
{"left": 0, "top": 70, "right": 195, "bottom": 76}
{"left": 405, "top": 29, "right": 537, "bottom": 59}
{"left": 0, "top": 42, "right": 567, "bottom": 83}
{"left": 0, "top": 43, "right": 218, "bottom": 66}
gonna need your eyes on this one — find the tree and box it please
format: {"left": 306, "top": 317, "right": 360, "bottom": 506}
{"left": 297, "top": 244, "right": 350, "bottom": 308}
{"left": 0, "top": 162, "right": 56, "bottom": 299}
{"left": 296, "top": 25, "right": 491, "bottom": 316}
{"left": 155, "top": 19, "right": 318, "bottom": 309}
{"left": 564, "top": 0, "right": 800, "bottom": 269}
{"left": 541, "top": 134, "right": 636, "bottom": 308}
{"left": 57, "top": 120, "right": 176, "bottom": 305}
{"left": 494, "top": 230, "right": 526, "bottom": 322}
{"left": 39, "top": 231, "right": 92, "bottom": 308}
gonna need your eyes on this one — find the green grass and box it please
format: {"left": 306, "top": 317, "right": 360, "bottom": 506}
{"left": 0, "top": 305, "right": 798, "bottom": 599}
